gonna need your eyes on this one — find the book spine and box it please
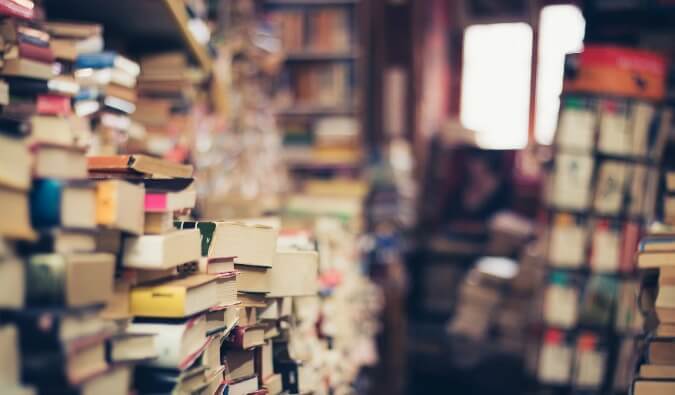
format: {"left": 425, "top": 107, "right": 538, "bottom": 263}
{"left": 19, "top": 41, "right": 55, "bottom": 63}
{"left": 75, "top": 52, "right": 115, "bottom": 69}
{"left": 95, "top": 180, "right": 118, "bottom": 228}
{"left": 130, "top": 287, "right": 186, "bottom": 318}
{"left": 36, "top": 94, "right": 71, "bottom": 116}
{"left": 144, "top": 193, "right": 168, "bottom": 212}
{"left": 17, "top": 32, "right": 49, "bottom": 48}
{"left": 25, "top": 254, "right": 67, "bottom": 306}
{"left": 7, "top": 77, "right": 48, "bottom": 96}
{"left": 29, "top": 179, "right": 63, "bottom": 228}
{"left": 0, "top": 0, "right": 34, "bottom": 20}
{"left": 225, "top": 326, "right": 245, "bottom": 349}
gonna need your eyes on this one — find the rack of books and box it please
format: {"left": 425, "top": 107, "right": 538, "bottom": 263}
{"left": 0, "top": 1, "right": 380, "bottom": 394}
{"left": 264, "top": 0, "right": 363, "bottom": 187}
{"left": 529, "top": 45, "right": 672, "bottom": 395}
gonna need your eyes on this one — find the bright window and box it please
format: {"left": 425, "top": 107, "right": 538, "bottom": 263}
{"left": 460, "top": 23, "right": 533, "bottom": 149}
{"left": 534, "top": 5, "right": 585, "bottom": 145}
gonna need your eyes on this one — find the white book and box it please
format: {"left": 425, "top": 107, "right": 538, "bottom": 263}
{"left": 268, "top": 249, "right": 319, "bottom": 297}
{"left": 551, "top": 153, "right": 594, "bottom": 210}
{"left": 556, "top": 107, "right": 596, "bottom": 153}
{"left": 127, "top": 315, "right": 207, "bottom": 370}
{"left": 122, "top": 229, "right": 201, "bottom": 269}
{"left": 593, "top": 160, "right": 628, "bottom": 215}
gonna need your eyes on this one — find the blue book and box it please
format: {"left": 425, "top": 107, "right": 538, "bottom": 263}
{"left": 30, "top": 179, "right": 96, "bottom": 229}
{"left": 75, "top": 51, "right": 140, "bottom": 77}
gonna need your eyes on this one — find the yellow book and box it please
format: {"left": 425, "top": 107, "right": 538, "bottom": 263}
{"left": 96, "top": 180, "right": 145, "bottom": 235}
{"left": 130, "top": 274, "right": 218, "bottom": 318}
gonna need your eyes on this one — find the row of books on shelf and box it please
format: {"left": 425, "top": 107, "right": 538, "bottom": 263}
{"left": 545, "top": 153, "right": 660, "bottom": 216}
{"left": 268, "top": 7, "right": 353, "bottom": 54}
{"left": 544, "top": 214, "right": 642, "bottom": 273}
{"left": 555, "top": 95, "right": 671, "bottom": 159}
{"left": 276, "top": 62, "right": 352, "bottom": 110}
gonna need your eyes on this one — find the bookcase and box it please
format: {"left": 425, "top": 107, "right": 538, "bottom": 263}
{"left": 263, "top": 0, "right": 364, "bottom": 185}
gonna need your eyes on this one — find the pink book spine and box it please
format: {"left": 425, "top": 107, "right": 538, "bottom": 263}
{"left": 144, "top": 193, "right": 168, "bottom": 212}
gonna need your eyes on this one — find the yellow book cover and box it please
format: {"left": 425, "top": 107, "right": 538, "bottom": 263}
{"left": 130, "top": 274, "right": 217, "bottom": 318}
{"left": 95, "top": 180, "right": 117, "bottom": 227}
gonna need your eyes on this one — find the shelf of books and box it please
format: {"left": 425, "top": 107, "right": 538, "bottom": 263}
{"left": 527, "top": 46, "right": 672, "bottom": 394}
{"left": 0, "top": 1, "right": 380, "bottom": 394}
{"left": 264, "top": 0, "right": 363, "bottom": 184}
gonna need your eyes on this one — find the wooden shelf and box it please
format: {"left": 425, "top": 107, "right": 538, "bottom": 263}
{"left": 284, "top": 51, "right": 357, "bottom": 61}
{"left": 265, "top": 0, "right": 358, "bottom": 5}
{"left": 44, "top": 0, "right": 212, "bottom": 73}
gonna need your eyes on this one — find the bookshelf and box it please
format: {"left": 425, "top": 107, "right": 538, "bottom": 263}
{"left": 264, "top": 0, "right": 364, "bottom": 179}
{"left": 44, "top": 0, "right": 213, "bottom": 73}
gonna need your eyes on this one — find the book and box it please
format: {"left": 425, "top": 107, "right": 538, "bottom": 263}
{"left": 228, "top": 375, "right": 259, "bottom": 395}
{"left": 214, "top": 271, "right": 237, "bottom": 307}
{"left": 25, "top": 253, "right": 114, "bottom": 307}
{"left": 235, "top": 264, "right": 270, "bottom": 294}
{"left": 225, "top": 326, "right": 265, "bottom": 350}
{"left": 8, "top": 308, "right": 108, "bottom": 348}
{"left": 51, "top": 35, "right": 104, "bottom": 61}
{"left": 200, "top": 256, "right": 235, "bottom": 274}
{"left": 656, "top": 283, "right": 675, "bottom": 323}
{"left": 633, "top": 380, "right": 675, "bottom": 395}
{"left": 268, "top": 249, "right": 318, "bottom": 297}
{"left": 0, "top": 257, "right": 24, "bottom": 308}
{"left": 261, "top": 340, "right": 274, "bottom": 380}
{"left": 145, "top": 188, "right": 196, "bottom": 213}
{"left": 551, "top": 153, "right": 594, "bottom": 210}
{"left": 144, "top": 212, "right": 175, "bottom": 235}
{"left": 87, "top": 154, "right": 193, "bottom": 178}
{"left": 3, "top": 41, "right": 55, "bottom": 63}
{"left": 106, "top": 333, "right": 157, "bottom": 363}
{"left": 640, "top": 364, "right": 675, "bottom": 379}
{"left": 0, "top": 0, "right": 34, "bottom": 20}
{"left": 224, "top": 349, "right": 255, "bottom": 381}
{"left": 22, "top": 340, "right": 108, "bottom": 386}
{"left": 95, "top": 180, "right": 145, "bottom": 235}
{"left": 638, "top": 252, "right": 675, "bottom": 268}
{"left": 130, "top": 274, "right": 218, "bottom": 318}
{"left": 176, "top": 221, "right": 277, "bottom": 266}
{"left": 27, "top": 115, "right": 74, "bottom": 147}
{"left": 36, "top": 94, "right": 71, "bottom": 115}
{"left": 30, "top": 179, "right": 96, "bottom": 230}
{"left": 32, "top": 144, "right": 87, "bottom": 180}
{"left": 127, "top": 314, "right": 208, "bottom": 370}
{"left": 45, "top": 21, "right": 102, "bottom": 39}
{"left": 206, "top": 304, "right": 238, "bottom": 336}
{"left": 76, "top": 51, "right": 140, "bottom": 77}
{"left": 647, "top": 341, "right": 675, "bottom": 365}
{"left": 236, "top": 291, "right": 267, "bottom": 308}
{"left": 238, "top": 307, "right": 257, "bottom": 327}
{"left": 0, "top": 324, "right": 19, "bottom": 383}
{"left": 264, "top": 373, "right": 283, "bottom": 395}
{"left": 537, "top": 329, "right": 573, "bottom": 384}
{"left": 1, "top": 57, "right": 53, "bottom": 80}
{"left": 593, "top": 160, "right": 628, "bottom": 215}
{"left": 548, "top": 213, "right": 587, "bottom": 268}
{"left": 0, "top": 132, "right": 31, "bottom": 190}
{"left": 122, "top": 229, "right": 201, "bottom": 269}
{"left": 0, "top": 186, "right": 35, "bottom": 239}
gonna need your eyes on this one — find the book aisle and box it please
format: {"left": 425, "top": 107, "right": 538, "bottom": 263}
{"left": 0, "top": 1, "right": 380, "bottom": 395}
{"left": 5, "top": 1, "right": 675, "bottom": 395}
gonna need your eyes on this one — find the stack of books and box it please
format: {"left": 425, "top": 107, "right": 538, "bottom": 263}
{"left": 631, "top": 175, "right": 675, "bottom": 394}
{"left": 130, "top": 51, "right": 205, "bottom": 160}
{"left": 73, "top": 49, "right": 140, "bottom": 155}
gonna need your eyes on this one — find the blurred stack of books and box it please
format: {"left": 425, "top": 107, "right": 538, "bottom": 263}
{"left": 630, "top": 172, "right": 675, "bottom": 394}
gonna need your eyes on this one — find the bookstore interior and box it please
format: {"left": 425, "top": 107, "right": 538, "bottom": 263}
{"left": 3, "top": 0, "right": 675, "bottom": 395}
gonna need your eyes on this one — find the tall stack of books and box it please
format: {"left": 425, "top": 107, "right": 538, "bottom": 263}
{"left": 631, "top": 172, "right": 675, "bottom": 394}
{"left": 86, "top": 154, "right": 220, "bottom": 393}
{"left": 532, "top": 46, "right": 671, "bottom": 394}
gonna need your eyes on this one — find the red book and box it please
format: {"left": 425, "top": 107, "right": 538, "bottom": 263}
{"left": 18, "top": 41, "right": 54, "bottom": 63}
{"left": 0, "top": 0, "right": 34, "bottom": 20}
{"left": 36, "top": 94, "right": 71, "bottom": 116}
